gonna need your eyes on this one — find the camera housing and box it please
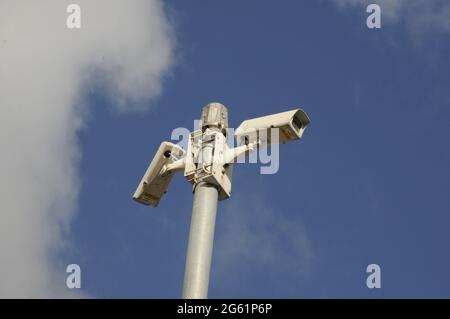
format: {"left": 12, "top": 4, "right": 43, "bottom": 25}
{"left": 234, "top": 108, "right": 310, "bottom": 146}
{"left": 133, "top": 142, "right": 185, "bottom": 207}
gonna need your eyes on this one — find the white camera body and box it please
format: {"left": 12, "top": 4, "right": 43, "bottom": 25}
{"left": 234, "top": 108, "right": 310, "bottom": 146}
{"left": 133, "top": 141, "right": 185, "bottom": 207}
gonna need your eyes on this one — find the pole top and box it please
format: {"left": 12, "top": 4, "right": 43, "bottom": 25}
{"left": 200, "top": 102, "right": 228, "bottom": 135}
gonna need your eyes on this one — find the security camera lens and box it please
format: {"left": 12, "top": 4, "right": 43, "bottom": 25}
{"left": 163, "top": 150, "right": 171, "bottom": 158}
{"left": 292, "top": 116, "right": 303, "bottom": 132}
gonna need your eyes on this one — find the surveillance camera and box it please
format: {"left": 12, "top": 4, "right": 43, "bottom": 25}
{"left": 234, "top": 108, "right": 310, "bottom": 146}
{"left": 133, "top": 142, "right": 185, "bottom": 207}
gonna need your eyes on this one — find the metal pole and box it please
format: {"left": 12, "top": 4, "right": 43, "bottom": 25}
{"left": 182, "top": 102, "right": 227, "bottom": 299}
{"left": 182, "top": 181, "right": 219, "bottom": 299}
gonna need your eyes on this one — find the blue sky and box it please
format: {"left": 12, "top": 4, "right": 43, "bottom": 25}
{"left": 67, "top": 1, "right": 450, "bottom": 298}
{"left": 2, "top": 1, "right": 449, "bottom": 298}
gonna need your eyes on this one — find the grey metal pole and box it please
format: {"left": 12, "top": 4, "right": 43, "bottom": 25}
{"left": 182, "top": 182, "right": 219, "bottom": 299}
{"left": 181, "top": 103, "right": 227, "bottom": 299}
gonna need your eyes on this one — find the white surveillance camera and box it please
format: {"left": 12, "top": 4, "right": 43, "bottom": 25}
{"left": 133, "top": 142, "right": 185, "bottom": 207}
{"left": 234, "top": 108, "right": 310, "bottom": 146}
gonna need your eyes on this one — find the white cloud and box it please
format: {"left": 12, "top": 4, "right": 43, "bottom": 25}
{"left": 0, "top": 0, "right": 175, "bottom": 297}
{"left": 333, "top": 0, "right": 450, "bottom": 34}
